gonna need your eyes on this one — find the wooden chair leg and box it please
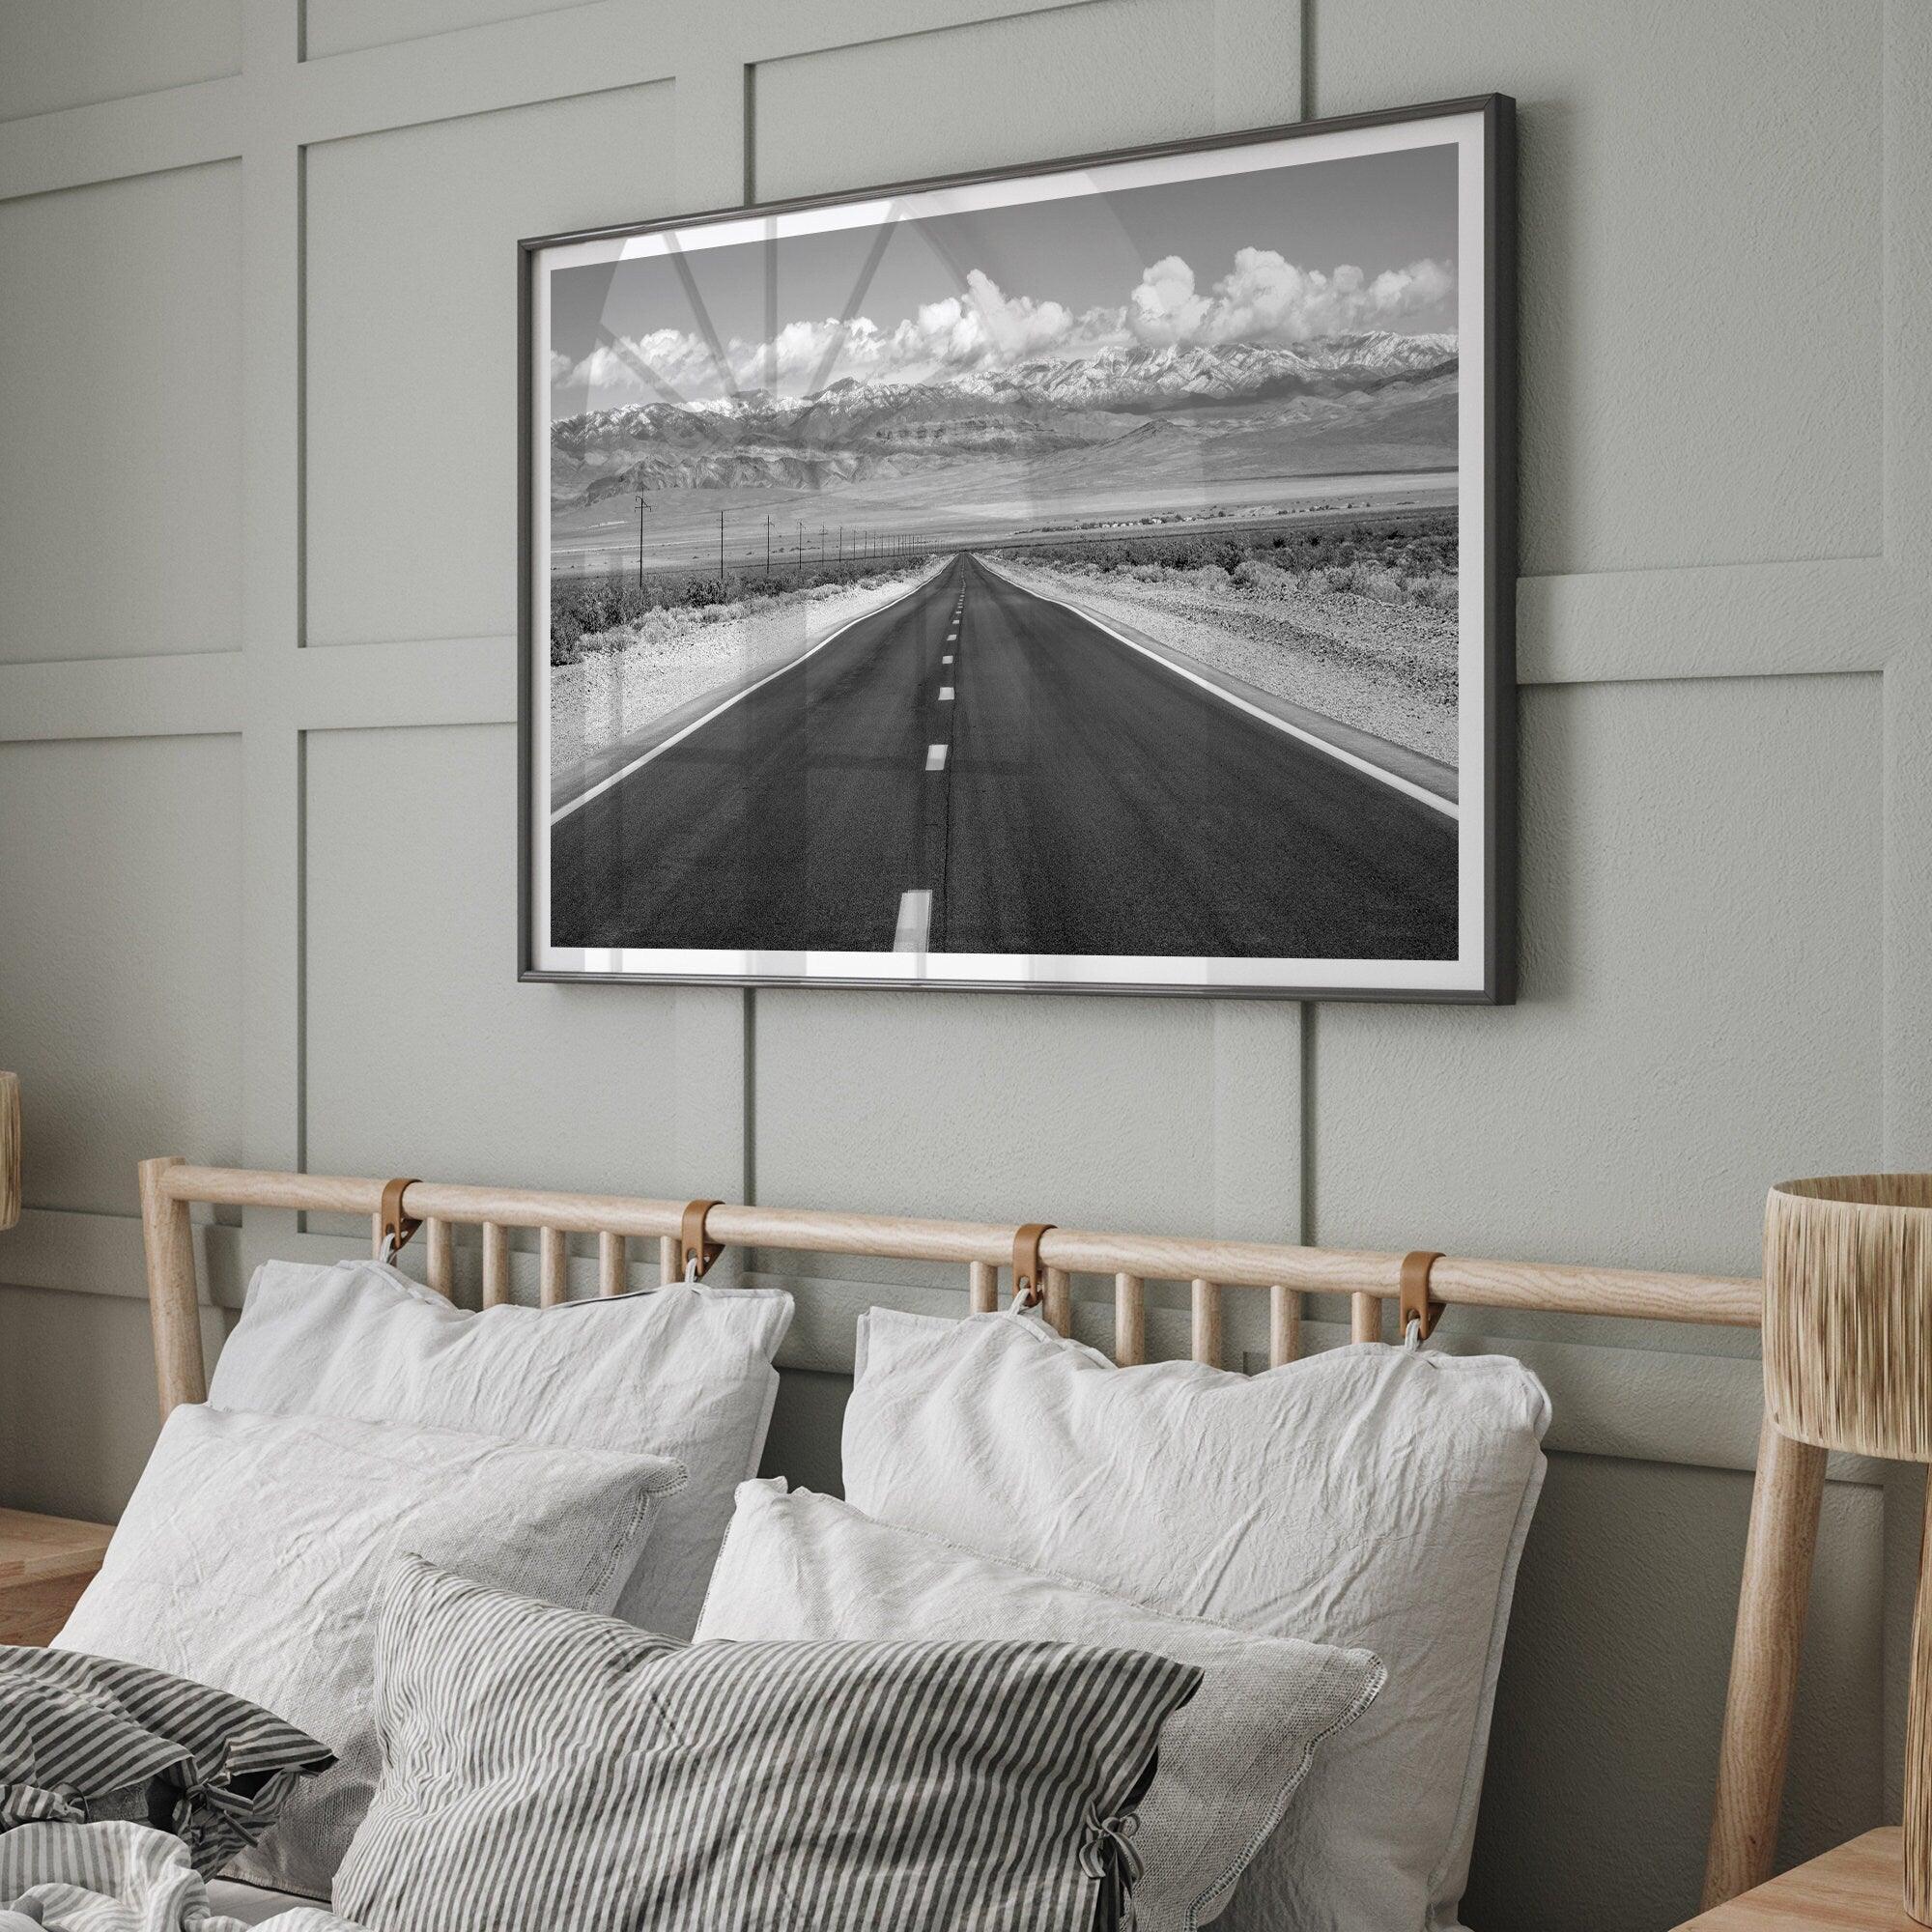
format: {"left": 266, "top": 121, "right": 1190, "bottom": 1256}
{"left": 1702, "top": 1416, "right": 1829, "bottom": 1908}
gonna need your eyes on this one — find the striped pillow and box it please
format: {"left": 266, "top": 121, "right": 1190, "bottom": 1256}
{"left": 336, "top": 1555, "right": 1203, "bottom": 1932}
{"left": 0, "top": 1647, "right": 333, "bottom": 1876}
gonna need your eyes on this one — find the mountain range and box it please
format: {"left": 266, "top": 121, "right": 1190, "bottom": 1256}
{"left": 550, "top": 332, "right": 1458, "bottom": 504}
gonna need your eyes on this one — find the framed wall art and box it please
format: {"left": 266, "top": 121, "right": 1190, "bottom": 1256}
{"left": 520, "top": 94, "right": 1515, "bottom": 999}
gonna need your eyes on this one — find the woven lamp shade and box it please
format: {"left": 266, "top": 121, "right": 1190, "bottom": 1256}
{"left": 1764, "top": 1175, "right": 1932, "bottom": 1460}
{"left": 0, "top": 1074, "right": 16, "bottom": 1232}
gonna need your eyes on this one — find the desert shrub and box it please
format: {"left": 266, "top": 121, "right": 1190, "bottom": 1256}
{"left": 1232, "top": 558, "right": 1294, "bottom": 592}
{"left": 547, "top": 553, "right": 942, "bottom": 661}
{"left": 1352, "top": 567, "right": 1406, "bottom": 607}
{"left": 988, "top": 512, "right": 1456, "bottom": 610}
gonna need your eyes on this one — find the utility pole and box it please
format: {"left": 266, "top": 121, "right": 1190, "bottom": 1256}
{"left": 719, "top": 509, "right": 725, "bottom": 585}
{"left": 637, "top": 493, "right": 647, "bottom": 589}
{"left": 796, "top": 522, "right": 804, "bottom": 585}
{"left": 764, "top": 515, "right": 771, "bottom": 575}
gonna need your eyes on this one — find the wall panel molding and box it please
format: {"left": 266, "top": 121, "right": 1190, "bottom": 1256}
{"left": 292, "top": 639, "right": 517, "bottom": 729}
{"left": 1519, "top": 558, "right": 1909, "bottom": 686}
{"left": 0, "top": 655, "right": 245, "bottom": 742}
{"left": 0, "top": 77, "right": 243, "bottom": 203}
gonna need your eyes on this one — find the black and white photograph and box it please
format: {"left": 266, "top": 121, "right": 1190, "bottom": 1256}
{"left": 523, "top": 99, "right": 1511, "bottom": 996}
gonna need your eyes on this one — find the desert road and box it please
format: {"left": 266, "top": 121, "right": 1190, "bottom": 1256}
{"left": 550, "top": 554, "right": 1458, "bottom": 960}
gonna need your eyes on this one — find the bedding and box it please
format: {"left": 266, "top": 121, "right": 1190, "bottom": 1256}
{"left": 207, "top": 1255, "right": 792, "bottom": 1639}
{"left": 0, "top": 1649, "right": 332, "bottom": 1877}
{"left": 0, "top": 1823, "right": 360, "bottom": 1931}
{"left": 335, "top": 1553, "right": 1202, "bottom": 1932}
{"left": 842, "top": 1307, "right": 1551, "bottom": 1932}
{"left": 204, "top": 1879, "right": 328, "bottom": 1929}
{"left": 53, "top": 1405, "right": 683, "bottom": 1904}
{"left": 696, "top": 1478, "right": 1385, "bottom": 1931}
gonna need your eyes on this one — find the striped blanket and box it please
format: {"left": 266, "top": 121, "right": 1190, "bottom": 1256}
{"left": 0, "top": 1823, "right": 362, "bottom": 1932}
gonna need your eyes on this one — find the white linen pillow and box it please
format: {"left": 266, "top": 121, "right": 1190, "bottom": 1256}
{"left": 696, "top": 1479, "right": 1386, "bottom": 1931}
{"left": 54, "top": 1404, "right": 682, "bottom": 1903}
{"left": 841, "top": 1308, "right": 1551, "bottom": 1932}
{"left": 206, "top": 1256, "right": 791, "bottom": 1638}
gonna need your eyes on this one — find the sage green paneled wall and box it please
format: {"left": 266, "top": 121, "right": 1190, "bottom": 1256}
{"left": 3, "top": 6, "right": 1927, "bottom": 1927}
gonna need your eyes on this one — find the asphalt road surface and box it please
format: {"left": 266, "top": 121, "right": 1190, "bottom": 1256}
{"left": 550, "top": 554, "right": 1457, "bottom": 959}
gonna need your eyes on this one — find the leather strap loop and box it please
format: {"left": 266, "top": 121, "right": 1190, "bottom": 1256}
{"left": 379, "top": 1178, "right": 422, "bottom": 1260}
{"left": 1011, "top": 1223, "right": 1055, "bottom": 1310}
{"left": 681, "top": 1199, "right": 724, "bottom": 1280}
{"left": 1400, "top": 1249, "right": 1444, "bottom": 1343}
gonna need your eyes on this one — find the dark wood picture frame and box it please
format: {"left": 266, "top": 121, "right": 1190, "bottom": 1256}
{"left": 519, "top": 94, "right": 1516, "bottom": 1001}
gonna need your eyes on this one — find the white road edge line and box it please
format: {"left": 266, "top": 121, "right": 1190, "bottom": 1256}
{"left": 925, "top": 743, "right": 948, "bottom": 771}
{"left": 551, "top": 560, "right": 946, "bottom": 825}
{"left": 894, "top": 888, "right": 933, "bottom": 952}
{"left": 980, "top": 559, "right": 1458, "bottom": 822}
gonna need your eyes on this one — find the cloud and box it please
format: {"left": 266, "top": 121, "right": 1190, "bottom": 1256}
{"left": 1125, "top": 255, "right": 1208, "bottom": 346}
{"left": 1129, "top": 248, "right": 1455, "bottom": 347}
{"left": 561, "top": 326, "right": 740, "bottom": 402}
{"left": 549, "top": 248, "right": 1455, "bottom": 405}
{"left": 960, "top": 269, "right": 1083, "bottom": 360}
{"left": 557, "top": 269, "right": 1122, "bottom": 403}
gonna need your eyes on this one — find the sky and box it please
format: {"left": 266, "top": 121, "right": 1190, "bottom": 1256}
{"left": 548, "top": 143, "right": 1458, "bottom": 414}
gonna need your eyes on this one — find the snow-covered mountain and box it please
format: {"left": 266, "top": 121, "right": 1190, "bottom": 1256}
{"left": 550, "top": 332, "right": 1457, "bottom": 503}
{"left": 948, "top": 332, "right": 1456, "bottom": 410}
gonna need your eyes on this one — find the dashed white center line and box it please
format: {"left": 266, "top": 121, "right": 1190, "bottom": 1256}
{"left": 925, "top": 743, "right": 948, "bottom": 772}
{"left": 894, "top": 889, "right": 933, "bottom": 952}
{"left": 938, "top": 686, "right": 954, "bottom": 701}
{"left": 942, "top": 654, "right": 953, "bottom": 665}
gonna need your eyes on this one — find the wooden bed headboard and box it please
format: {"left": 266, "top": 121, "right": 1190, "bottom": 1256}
{"left": 135, "top": 1153, "right": 1816, "bottom": 1913}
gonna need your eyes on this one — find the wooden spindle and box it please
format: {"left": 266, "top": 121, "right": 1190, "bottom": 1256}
{"left": 1044, "top": 1266, "right": 1071, "bottom": 1337}
{"left": 968, "top": 1261, "right": 998, "bottom": 1315}
{"left": 1351, "top": 1291, "right": 1381, "bottom": 1344}
{"left": 1270, "top": 1284, "right": 1300, "bottom": 1366}
{"left": 481, "top": 1222, "right": 511, "bottom": 1308}
{"left": 599, "top": 1231, "right": 626, "bottom": 1297}
{"left": 1191, "top": 1278, "right": 1222, "bottom": 1368}
{"left": 539, "top": 1227, "right": 568, "bottom": 1307}
{"left": 369, "top": 1211, "right": 384, "bottom": 1258}
{"left": 426, "top": 1217, "right": 454, "bottom": 1297}
{"left": 1114, "top": 1273, "right": 1145, "bottom": 1366}
{"left": 660, "top": 1235, "right": 680, "bottom": 1285}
